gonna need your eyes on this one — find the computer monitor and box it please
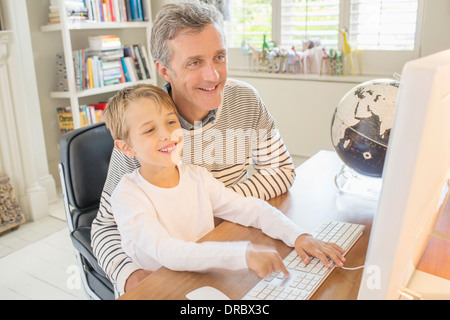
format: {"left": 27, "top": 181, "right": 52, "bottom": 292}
{"left": 357, "top": 50, "right": 450, "bottom": 300}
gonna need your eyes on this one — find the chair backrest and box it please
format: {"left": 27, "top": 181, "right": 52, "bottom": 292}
{"left": 59, "top": 123, "right": 114, "bottom": 229}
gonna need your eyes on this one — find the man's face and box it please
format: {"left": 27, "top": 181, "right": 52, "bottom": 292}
{"left": 156, "top": 23, "right": 228, "bottom": 124}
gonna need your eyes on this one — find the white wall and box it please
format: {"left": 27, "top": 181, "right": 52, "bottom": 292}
{"left": 420, "top": 0, "right": 450, "bottom": 56}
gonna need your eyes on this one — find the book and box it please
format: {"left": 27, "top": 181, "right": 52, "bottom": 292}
{"left": 123, "top": 56, "right": 138, "bottom": 82}
{"left": 87, "top": 57, "right": 94, "bottom": 89}
{"left": 120, "top": 57, "right": 131, "bottom": 82}
{"left": 136, "top": 44, "right": 151, "bottom": 79}
{"left": 57, "top": 105, "right": 89, "bottom": 134}
{"left": 57, "top": 102, "right": 106, "bottom": 134}
{"left": 46, "top": 0, "right": 147, "bottom": 24}
{"left": 66, "top": 42, "right": 149, "bottom": 91}
{"left": 123, "top": 44, "right": 151, "bottom": 80}
{"left": 47, "top": 3, "right": 60, "bottom": 25}
{"left": 88, "top": 35, "right": 122, "bottom": 51}
{"left": 57, "top": 106, "right": 74, "bottom": 134}
{"left": 84, "top": 104, "right": 105, "bottom": 125}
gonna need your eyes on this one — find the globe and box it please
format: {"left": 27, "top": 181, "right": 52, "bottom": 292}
{"left": 331, "top": 79, "right": 399, "bottom": 179}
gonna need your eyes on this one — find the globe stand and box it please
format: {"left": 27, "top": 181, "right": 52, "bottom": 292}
{"left": 334, "top": 165, "right": 382, "bottom": 200}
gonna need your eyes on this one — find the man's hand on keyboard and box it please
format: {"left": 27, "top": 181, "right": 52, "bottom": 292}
{"left": 246, "top": 245, "right": 290, "bottom": 279}
{"left": 294, "top": 234, "right": 346, "bottom": 268}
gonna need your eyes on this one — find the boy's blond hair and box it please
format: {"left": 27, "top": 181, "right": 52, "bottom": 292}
{"left": 104, "top": 84, "right": 177, "bottom": 143}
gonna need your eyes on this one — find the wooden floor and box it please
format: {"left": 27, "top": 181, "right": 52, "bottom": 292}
{"left": 0, "top": 200, "right": 87, "bottom": 300}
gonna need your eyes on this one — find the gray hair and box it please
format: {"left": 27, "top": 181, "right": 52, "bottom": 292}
{"left": 150, "top": 0, "right": 224, "bottom": 68}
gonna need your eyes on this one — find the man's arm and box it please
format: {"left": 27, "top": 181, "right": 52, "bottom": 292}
{"left": 91, "top": 192, "right": 141, "bottom": 295}
{"left": 90, "top": 148, "right": 143, "bottom": 295}
{"left": 229, "top": 88, "right": 296, "bottom": 200}
{"left": 231, "top": 129, "right": 295, "bottom": 200}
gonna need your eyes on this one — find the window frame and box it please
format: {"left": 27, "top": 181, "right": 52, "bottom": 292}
{"left": 226, "top": 0, "right": 426, "bottom": 76}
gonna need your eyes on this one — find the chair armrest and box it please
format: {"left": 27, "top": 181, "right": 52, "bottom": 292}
{"left": 71, "top": 226, "right": 108, "bottom": 278}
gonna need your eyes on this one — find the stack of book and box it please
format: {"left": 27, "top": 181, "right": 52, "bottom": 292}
{"left": 57, "top": 102, "right": 107, "bottom": 134}
{"left": 86, "top": 35, "right": 125, "bottom": 88}
{"left": 47, "top": 0, "right": 61, "bottom": 25}
{"left": 89, "top": 34, "right": 122, "bottom": 50}
{"left": 70, "top": 35, "right": 151, "bottom": 91}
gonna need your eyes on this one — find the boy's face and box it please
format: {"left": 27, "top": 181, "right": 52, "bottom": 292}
{"left": 116, "top": 98, "right": 183, "bottom": 172}
{"left": 156, "top": 23, "right": 228, "bottom": 124}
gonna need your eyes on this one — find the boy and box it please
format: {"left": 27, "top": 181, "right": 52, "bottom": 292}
{"left": 104, "top": 84, "right": 345, "bottom": 281}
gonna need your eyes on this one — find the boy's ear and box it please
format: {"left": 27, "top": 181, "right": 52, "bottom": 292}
{"left": 156, "top": 61, "right": 173, "bottom": 83}
{"left": 114, "top": 139, "right": 136, "bottom": 158}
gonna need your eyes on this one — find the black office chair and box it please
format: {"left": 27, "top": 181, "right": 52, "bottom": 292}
{"left": 59, "top": 122, "right": 115, "bottom": 300}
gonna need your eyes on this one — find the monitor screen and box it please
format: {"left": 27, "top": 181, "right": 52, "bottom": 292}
{"left": 357, "top": 50, "right": 450, "bottom": 299}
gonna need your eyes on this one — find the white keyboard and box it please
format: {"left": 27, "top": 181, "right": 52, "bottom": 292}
{"left": 242, "top": 221, "right": 365, "bottom": 300}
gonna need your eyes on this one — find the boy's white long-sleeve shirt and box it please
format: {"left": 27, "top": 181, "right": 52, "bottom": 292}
{"left": 112, "top": 164, "right": 307, "bottom": 273}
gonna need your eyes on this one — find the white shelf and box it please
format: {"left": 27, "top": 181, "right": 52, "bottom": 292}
{"left": 51, "top": 78, "right": 156, "bottom": 99}
{"left": 41, "top": 21, "right": 150, "bottom": 33}
{"left": 228, "top": 69, "right": 382, "bottom": 84}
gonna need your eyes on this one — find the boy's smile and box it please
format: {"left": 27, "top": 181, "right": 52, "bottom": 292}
{"left": 159, "top": 142, "right": 178, "bottom": 155}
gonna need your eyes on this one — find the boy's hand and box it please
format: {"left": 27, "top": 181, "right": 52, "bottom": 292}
{"left": 294, "top": 234, "right": 346, "bottom": 268}
{"left": 246, "top": 245, "right": 289, "bottom": 279}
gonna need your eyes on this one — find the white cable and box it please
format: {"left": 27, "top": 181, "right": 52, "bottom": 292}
{"left": 341, "top": 265, "right": 366, "bottom": 271}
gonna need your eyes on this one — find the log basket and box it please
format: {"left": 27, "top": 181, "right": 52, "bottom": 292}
{"left": 0, "top": 175, "right": 25, "bottom": 235}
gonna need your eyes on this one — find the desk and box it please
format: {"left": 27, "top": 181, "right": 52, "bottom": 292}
{"left": 119, "top": 150, "right": 449, "bottom": 300}
{"left": 120, "top": 150, "right": 378, "bottom": 300}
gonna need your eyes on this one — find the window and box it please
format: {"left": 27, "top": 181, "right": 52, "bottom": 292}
{"left": 224, "top": 0, "right": 272, "bottom": 49}
{"left": 224, "top": 0, "right": 420, "bottom": 51}
{"left": 349, "top": 0, "right": 419, "bottom": 50}
{"left": 280, "top": 0, "right": 340, "bottom": 48}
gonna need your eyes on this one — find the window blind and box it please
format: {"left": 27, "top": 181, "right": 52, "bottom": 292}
{"left": 224, "top": 0, "right": 272, "bottom": 49}
{"left": 280, "top": 0, "right": 340, "bottom": 48}
{"left": 349, "top": 0, "right": 419, "bottom": 50}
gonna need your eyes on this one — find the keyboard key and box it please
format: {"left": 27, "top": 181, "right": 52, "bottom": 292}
{"left": 242, "top": 221, "right": 365, "bottom": 301}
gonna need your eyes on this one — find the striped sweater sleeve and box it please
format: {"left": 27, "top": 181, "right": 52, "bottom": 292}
{"left": 229, "top": 84, "right": 296, "bottom": 200}
{"left": 231, "top": 130, "right": 296, "bottom": 200}
{"left": 91, "top": 148, "right": 141, "bottom": 295}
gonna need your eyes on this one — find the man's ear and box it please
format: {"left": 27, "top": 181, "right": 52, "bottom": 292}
{"left": 156, "top": 61, "right": 173, "bottom": 83}
{"left": 114, "top": 139, "right": 136, "bottom": 158}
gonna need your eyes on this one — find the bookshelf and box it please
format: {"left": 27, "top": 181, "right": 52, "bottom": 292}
{"left": 41, "top": 0, "right": 157, "bottom": 130}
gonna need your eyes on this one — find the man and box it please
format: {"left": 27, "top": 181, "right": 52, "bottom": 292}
{"left": 92, "top": 0, "right": 297, "bottom": 296}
